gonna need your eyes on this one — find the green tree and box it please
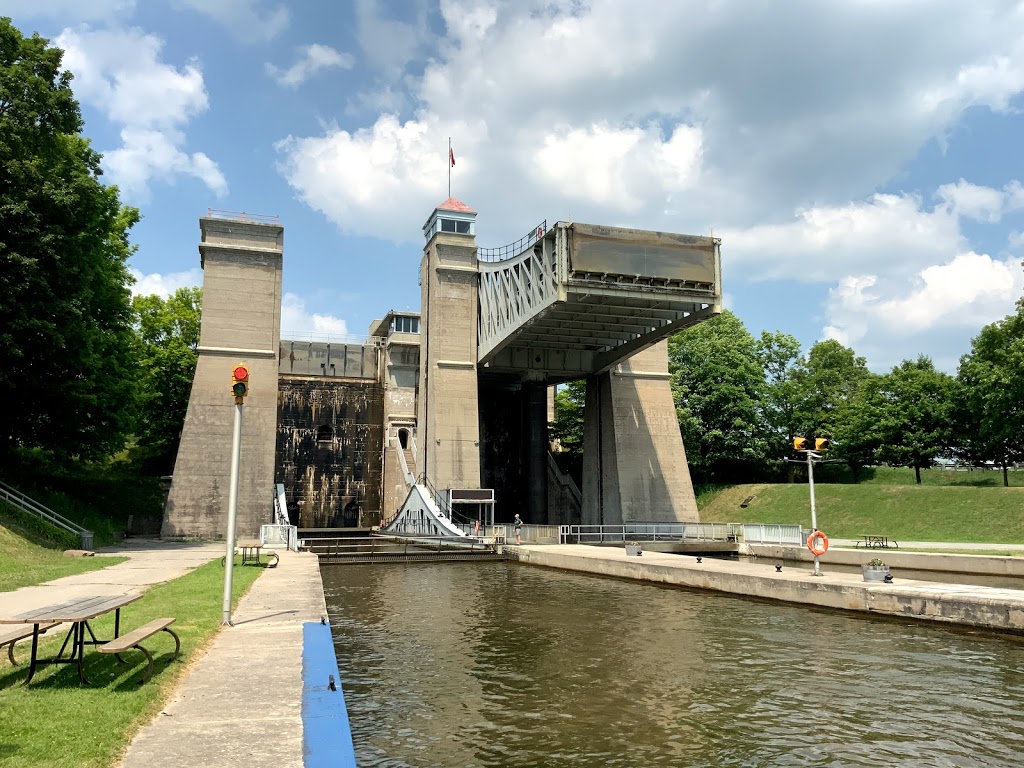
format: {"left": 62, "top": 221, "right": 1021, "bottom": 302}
{"left": 550, "top": 379, "right": 585, "bottom": 455}
{"left": 955, "top": 300, "right": 1024, "bottom": 486}
{"left": 669, "top": 311, "right": 770, "bottom": 484}
{"left": 131, "top": 287, "right": 202, "bottom": 474}
{"left": 793, "top": 339, "right": 869, "bottom": 439}
{"left": 0, "top": 19, "right": 139, "bottom": 461}
{"left": 755, "top": 330, "right": 803, "bottom": 473}
{"left": 876, "top": 357, "right": 954, "bottom": 484}
{"left": 833, "top": 372, "right": 887, "bottom": 480}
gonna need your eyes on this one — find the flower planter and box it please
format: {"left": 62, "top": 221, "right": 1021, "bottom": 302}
{"left": 624, "top": 542, "right": 643, "bottom": 557}
{"left": 862, "top": 564, "right": 890, "bottom": 582}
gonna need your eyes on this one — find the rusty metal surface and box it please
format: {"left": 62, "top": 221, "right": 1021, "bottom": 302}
{"left": 568, "top": 223, "right": 717, "bottom": 284}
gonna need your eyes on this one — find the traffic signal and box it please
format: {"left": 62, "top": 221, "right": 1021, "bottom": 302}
{"left": 815, "top": 437, "right": 831, "bottom": 451}
{"left": 231, "top": 364, "right": 250, "bottom": 399}
{"left": 793, "top": 437, "right": 808, "bottom": 451}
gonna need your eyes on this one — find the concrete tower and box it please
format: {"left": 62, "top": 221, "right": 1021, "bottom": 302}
{"left": 162, "top": 214, "right": 284, "bottom": 539}
{"left": 416, "top": 199, "right": 481, "bottom": 493}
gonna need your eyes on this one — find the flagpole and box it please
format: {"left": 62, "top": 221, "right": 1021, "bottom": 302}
{"left": 448, "top": 137, "right": 451, "bottom": 198}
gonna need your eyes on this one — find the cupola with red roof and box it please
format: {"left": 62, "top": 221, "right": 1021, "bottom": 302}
{"left": 423, "top": 197, "right": 477, "bottom": 241}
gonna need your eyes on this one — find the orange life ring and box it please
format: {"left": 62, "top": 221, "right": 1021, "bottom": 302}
{"left": 807, "top": 531, "right": 829, "bottom": 556}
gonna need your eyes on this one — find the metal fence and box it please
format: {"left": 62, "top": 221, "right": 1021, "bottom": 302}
{"left": 559, "top": 523, "right": 806, "bottom": 546}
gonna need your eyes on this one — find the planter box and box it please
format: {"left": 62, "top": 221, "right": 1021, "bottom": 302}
{"left": 862, "top": 564, "right": 890, "bottom": 582}
{"left": 625, "top": 542, "right": 643, "bottom": 557}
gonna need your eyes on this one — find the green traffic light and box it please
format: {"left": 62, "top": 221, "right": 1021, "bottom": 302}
{"left": 232, "top": 382, "right": 248, "bottom": 396}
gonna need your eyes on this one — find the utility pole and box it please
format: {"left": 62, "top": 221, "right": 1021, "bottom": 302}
{"left": 807, "top": 450, "right": 822, "bottom": 577}
{"left": 223, "top": 365, "right": 250, "bottom": 625}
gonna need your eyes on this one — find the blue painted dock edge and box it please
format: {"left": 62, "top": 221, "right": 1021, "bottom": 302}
{"left": 302, "top": 621, "right": 357, "bottom": 767}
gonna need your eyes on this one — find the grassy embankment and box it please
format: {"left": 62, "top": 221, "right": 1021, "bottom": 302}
{"left": 0, "top": 524, "right": 265, "bottom": 768}
{"left": 698, "top": 467, "right": 1024, "bottom": 543}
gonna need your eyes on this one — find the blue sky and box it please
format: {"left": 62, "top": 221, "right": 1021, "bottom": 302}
{"left": 6, "top": 0, "right": 1024, "bottom": 372}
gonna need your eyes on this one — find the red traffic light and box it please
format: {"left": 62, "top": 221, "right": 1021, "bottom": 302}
{"left": 231, "top": 364, "right": 250, "bottom": 398}
{"left": 232, "top": 365, "right": 249, "bottom": 381}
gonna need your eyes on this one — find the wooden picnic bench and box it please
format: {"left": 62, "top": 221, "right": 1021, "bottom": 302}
{"left": 855, "top": 534, "right": 898, "bottom": 549}
{"left": 0, "top": 622, "right": 60, "bottom": 665}
{"left": 99, "top": 617, "right": 180, "bottom": 684}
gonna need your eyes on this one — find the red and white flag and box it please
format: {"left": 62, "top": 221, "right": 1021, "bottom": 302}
{"left": 449, "top": 147, "right": 455, "bottom": 167}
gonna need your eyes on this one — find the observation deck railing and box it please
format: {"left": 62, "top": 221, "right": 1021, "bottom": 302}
{"left": 477, "top": 220, "right": 546, "bottom": 262}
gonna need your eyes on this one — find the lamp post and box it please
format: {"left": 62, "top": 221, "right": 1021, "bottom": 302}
{"left": 807, "top": 450, "right": 822, "bottom": 577}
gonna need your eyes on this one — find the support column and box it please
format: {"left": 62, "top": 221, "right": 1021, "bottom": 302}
{"left": 523, "top": 380, "right": 549, "bottom": 525}
{"left": 417, "top": 201, "right": 481, "bottom": 492}
{"left": 581, "top": 341, "right": 698, "bottom": 524}
{"left": 163, "top": 216, "right": 284, "bottom": 539}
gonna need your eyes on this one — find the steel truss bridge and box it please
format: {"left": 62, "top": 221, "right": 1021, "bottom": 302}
{"left": 477, "top": 221, "right": 721, "bottom": 382}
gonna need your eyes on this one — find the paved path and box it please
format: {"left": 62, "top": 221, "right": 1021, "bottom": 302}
{"left": 0, "top": 539, "right": 223, "bottom": 616}
{"left": 830, "top": 539, "right": 1024, "bottom": 552}
{"left": 118, "top": 549, "right": 325, "bottom": 768}
{"left": 0, "top": 539, "right": 326, "bottom": 768}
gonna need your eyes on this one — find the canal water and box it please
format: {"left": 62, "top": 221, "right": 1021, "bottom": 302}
{"left": 323, "top": 561, "right": 1024, "bottom": 767}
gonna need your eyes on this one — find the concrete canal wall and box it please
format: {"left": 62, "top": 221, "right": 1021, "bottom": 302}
{"left": 747, "top": 544, "right": 1024, "bottom": 577}
{"left": 512, "top": 544, "right": 1024, "bottom": 634}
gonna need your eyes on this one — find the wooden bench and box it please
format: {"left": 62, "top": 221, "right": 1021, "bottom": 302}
{"left": 0, "top": 622, "right": 60, "bottom": 665}
{"left": 99, "top": 618, "right": 180, "bottom": 684}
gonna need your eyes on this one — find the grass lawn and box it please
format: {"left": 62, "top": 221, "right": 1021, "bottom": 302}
{"left": 700, "top": 483, "right": 1024, "bottom": 543}
{"left": 0, "top": 519, "right": 127, "bottom": 592}
{"left": 0, "top": 558, "right": 265, "bottom": 768}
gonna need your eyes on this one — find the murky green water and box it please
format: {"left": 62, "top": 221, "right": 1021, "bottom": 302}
{"left": 323, "top": 561, "right": 1024, "bottom": 767}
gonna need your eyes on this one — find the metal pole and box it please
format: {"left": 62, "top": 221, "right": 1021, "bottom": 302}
{"left": 808, "top": 451, "right": 822, "bottom": 577}
{"left": 222, "top": 401, "right": 243, "bottom": 625}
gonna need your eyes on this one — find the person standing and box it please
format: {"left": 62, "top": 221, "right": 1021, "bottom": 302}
{"left": 513, "top": 513, "right": 523, "bottom": 545}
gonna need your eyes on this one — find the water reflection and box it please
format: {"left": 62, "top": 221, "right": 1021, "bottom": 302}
{"left": 323, "top": 561, "right": 1024, "bottom": 767}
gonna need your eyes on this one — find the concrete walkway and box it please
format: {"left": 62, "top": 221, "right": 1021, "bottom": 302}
{"left": 831, "top": 539, "right": 1024, "bottom": 552}
{"left": 0, "top": 539, "right": 325, "bottom": 768}
{"left": 513, "top": 544, "right": 1024, "bottom": 633}
{"left": 118, "top": 548, "right": 325, "bottom": 768}
{"left": 0, "top": 539, "right": 223, "bottom": 616}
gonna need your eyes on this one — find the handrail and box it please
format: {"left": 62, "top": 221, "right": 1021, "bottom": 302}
{"left": 206, "top": 208, "right": 280, "bottom": 224}
{"left": 0, "top": 480, "right": 93, "bottom": 549}
{"left": 477, "top": 220, "right": 546, "bottom": 263}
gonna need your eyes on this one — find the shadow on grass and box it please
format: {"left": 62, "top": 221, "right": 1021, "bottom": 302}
{"left": 0, "top": 645, "right": 180, "bottom": 692}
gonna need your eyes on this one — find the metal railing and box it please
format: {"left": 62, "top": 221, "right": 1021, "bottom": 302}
{"left": 477, "top": 220, "right": 546, "bottom": 262}
{"left": 0, "top": 480, "right": 93, "bottom": 549}
{"left": 206, "top": 208, "right": 279, "bottom": 224}
{"left": 559, "top": 522, "right": 806, "bottom": 546}
{"left": 561, "top": 523, "right": 737, "bottom": 544}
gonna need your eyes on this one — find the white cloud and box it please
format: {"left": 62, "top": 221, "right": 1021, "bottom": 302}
{"left": 823, "top": 253, "right": 1024, "bottom": 369}
{"left": 266, "top": 44, "right": 355, "bottom": 88}
{"left": 723, "top": 193, "right": 964, "bottom": 283}
{"left": 171, "top": 0, "right": 288, "bottom": 42}
{"left": 280, "top": 294, "right": 350, "bottom": 339}
{"left": 1, "top": 0, "right": 134, "bottom": 22}
{"left": 56, "top": 26, "right": 226, "bottom": 201}
{"left": 279, "top": 1, "right": 1024, "bottom": 246}
{"left": 130, "top": 268, "right": 202, "bottom": 298}
{"left": 936, "top": 178, "right": 1024, "bottom": 222}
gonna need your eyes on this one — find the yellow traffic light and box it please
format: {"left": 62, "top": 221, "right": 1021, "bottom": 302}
{"left": 815, "top": 437, "right": 831, "bottom": 451}
{"left": 793, "top": 437, "right": 808, "bottom": 451}
{"left": 231, "top": 364, "right": 250, "bottom": 399}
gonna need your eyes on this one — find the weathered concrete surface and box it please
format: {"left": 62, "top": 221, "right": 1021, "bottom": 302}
{"left": 582, "top": 342, "right": 699, "bottom": 524}
{"left": 749, "top": 543, "right": 1024, "bottom": 577}
{"left": 118, "top": 549, "right": 325, "bottom": 768}
{"left": 417, "top": 224, "right": 482, "bottom": 492}
{"left": 0, "top": 540, "right": 222, "bottom": 615}
{"left": 512, "top": 544, "right": 1024, "bottom": 634}
{"left": 164, "top": 216, "right": 284, "bottom": 539}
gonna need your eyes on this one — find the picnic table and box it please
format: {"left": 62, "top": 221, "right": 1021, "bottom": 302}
{"left": 0, "top": 593, "right": 142, "bottom": 685}
{"left": 222, "top": 538, "right": 279, "bottom": 568}
{"left": 855, "top": 534, "right": 898, "bottom": 549}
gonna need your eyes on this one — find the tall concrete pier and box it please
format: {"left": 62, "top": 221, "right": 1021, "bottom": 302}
{"left": 163, "top": 214, "right": 283, "bottom": 539}
{"left": 416, "top": 199, "right": 482, "bottom": 493}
